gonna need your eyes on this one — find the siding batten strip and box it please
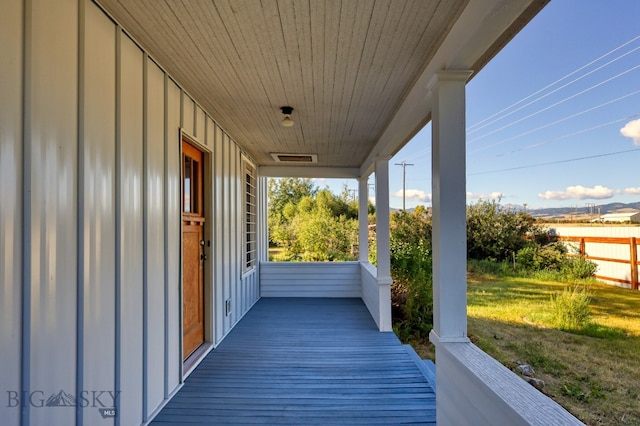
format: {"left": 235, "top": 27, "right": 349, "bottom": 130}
{"left": 178, "top": 93, "right": 184, "bottom": 382}
{"left": 179, "top": 90, "right": 184, "bottom": 130}
{"left": 21, "top": 0, "right": 32, "bottom": 423}
{"left": 222, "top": 133, "right": 227, "bottom": 332}
{"left": 193, "top": 102, "right": 197, "bottom": 138}
{"left": 213, "top": 125, "right": 220, "bottom": 344}
{"left": 141, "top": 51, "right": 149, "bottom": 421}
{"left": 232, "top": 143, "right": 238, "bottom": 324}
{"left": 203, "top": 112, "right": 208, "bottom": 146}
{"left": 75, "top": 0, "right": 85, "bottom": 424}
{"left": 163, "top": 73, "right": 169, "bottom": 399}
{"left": 114, "top": 24, "right": 122, "bottom": 426}
{"left": 222, "top": 133, "right": 233, "bottom": 335}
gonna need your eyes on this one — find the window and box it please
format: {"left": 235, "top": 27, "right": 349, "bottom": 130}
{"left": 243, "top": 159, "right": 257, "bottom": 272}
{"left": 182, "top": 144, "right": 202, "bottom": 215}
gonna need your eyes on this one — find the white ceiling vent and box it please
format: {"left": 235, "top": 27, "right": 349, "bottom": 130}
{"left": 270, "top": 153, "right": 318, "bottom": 163}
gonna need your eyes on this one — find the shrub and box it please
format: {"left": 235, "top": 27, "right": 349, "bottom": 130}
{"left": 389, "top": 207, "right": 434, "bottom": 339}
{"left": 293, "top": 209, "right": 356, "bottom": 261}
{"left": 516, "top": 245, "right": 538, "bottom": 269}
{"left": 467, "top": 199, "right": 537, "bottom": 261}
{"left": 516, "top": 242, "right": 597, "bottom": 281}
{"left": 517, "top": 242, "right": 567, "bottom": 271}
{"left": 561, "top": 256, "right": 598, "bottom": 280}
{"left": 392, "top": 269, "right": 433, "bottom": 341}
{"left": 550, "top": 284, "right": 593, "bottom": 331}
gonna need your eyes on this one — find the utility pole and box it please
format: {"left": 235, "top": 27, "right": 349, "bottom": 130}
{"left": 394, "top": 161, "right": 413, "bottom": 210}
{"left": 586, "top": 202, "right": 595, "bottom": 223}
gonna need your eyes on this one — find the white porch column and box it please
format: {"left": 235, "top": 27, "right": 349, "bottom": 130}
{"left": 429, "top": 70, "right": 472, "bottom": 343}
{"left": 375, "top": 158, "right": 392, "bottom": 331}
{"left": 358, "top": 175, "right": 369, "bottom": 263}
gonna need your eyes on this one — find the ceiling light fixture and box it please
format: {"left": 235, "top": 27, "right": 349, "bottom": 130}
{"left": 280, "top": 106, "right": 294, "bottom": 127}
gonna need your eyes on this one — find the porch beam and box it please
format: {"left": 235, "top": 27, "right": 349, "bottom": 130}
{"left": 358, "top": 176, "right": 369, "bottom": 263}
{"left": 429, "top": 70, "right": 472, "bottom": 343}
{"left": 374, "top": 158, "right": 392, "bottom": 331}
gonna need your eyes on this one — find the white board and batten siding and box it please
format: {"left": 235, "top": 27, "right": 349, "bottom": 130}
{"left": 260, "top": 262, "right": 361, "bottom": 298}
{"left": 212, "top": 126, "right": 261, "bottom": 342}
{"left": 0, "top": 1, "right": 259, "bottom": 425}
{"left": 0, "top": 2, "right": 23, "bottom": 426}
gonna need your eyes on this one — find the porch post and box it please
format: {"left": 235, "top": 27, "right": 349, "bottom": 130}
{"left": 375, "top": 158, "right": 392, "bottom": 331}
{"left": 358, "top": 175, "right": 369, "bottom": 263}
{"left": 429, "top": 70, "right": 472, "bottom": 343}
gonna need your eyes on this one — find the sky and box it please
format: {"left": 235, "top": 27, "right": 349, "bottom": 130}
{"left": 318, "top": 1, "right": 640, "bottom": 211}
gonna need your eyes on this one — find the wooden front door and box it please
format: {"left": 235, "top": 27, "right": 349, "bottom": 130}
{"left": 182, "top": 140, "right": 205, "bottom": 359}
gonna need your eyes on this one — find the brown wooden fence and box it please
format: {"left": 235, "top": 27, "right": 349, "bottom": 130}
{"left": 558, "top": 236, "right": 638, "bottom": 290}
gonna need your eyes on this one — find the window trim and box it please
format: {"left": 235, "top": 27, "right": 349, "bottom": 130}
{"left": 242, "top": 156, "right": 257, "bottom": 273}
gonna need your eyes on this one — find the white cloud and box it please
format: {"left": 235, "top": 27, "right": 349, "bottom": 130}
{"left": 466, "top": 192, "right": 504, "bottom": 200}
{"left": 623, "top": 187, "right": 640, "bottom": 195}
{"left": 391, "top": 189, "right": 431, "bottom": 202}
{"left": 538, "top": 185, "right": 614, "bottom": 200}
{"left": 620, "top": 119, "right": 640, "bottom": 145}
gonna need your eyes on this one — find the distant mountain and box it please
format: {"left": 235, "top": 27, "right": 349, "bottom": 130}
{"left": 530, "top": 201, "right": 640, "bottom": 217}
{"left": 390, "top": 201, "right": 640, "bottom": 216}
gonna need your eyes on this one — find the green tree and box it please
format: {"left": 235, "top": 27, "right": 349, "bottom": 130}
{"left": 268, "top": 180, "right": 364, "bottom": 261}
{"left": 267, "top": 178, "right": 317, "bottom": 222}
{"left": 293, "top": 207, "right": 356, "bottom": 261}
{"left": 466, "top": 199, "right": 536, "bottom": 261}
{"left": 268, "top": 178, "right": 318, "bottom": 247}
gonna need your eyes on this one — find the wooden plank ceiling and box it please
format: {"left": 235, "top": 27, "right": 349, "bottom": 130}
{"left": 97, "top": 0, "right": 544, "bottom": 171}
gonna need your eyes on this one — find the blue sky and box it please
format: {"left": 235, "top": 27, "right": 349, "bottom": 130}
{"left": 320, "top": 1, "right": 640, "bottom": 211}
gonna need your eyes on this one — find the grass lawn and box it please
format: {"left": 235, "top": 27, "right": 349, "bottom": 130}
{"left": 268, "top": 247, "right": 284, "bottom": 261}
{"left": 465, "top": 273, "right": 640, "bottom": 425}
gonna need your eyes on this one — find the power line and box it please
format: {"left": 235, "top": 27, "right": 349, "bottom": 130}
{"left": 401, "top": 148, "right": 431, "bottom": 164}
{"left": 401, "top": 112, "right": 640, "bottom": 163}
{"left": 468, "top": 44, "right": 640, "bottom": 135}
{"left": 494, "top": 114, "right": 640, "bottom": 157}
{"left": 468, "top": 148, "right": 640, "bottom": 176}
{"left": 468, "top": 64, "right": 640, "bottom": 145}
{"left": 468, "top": 89, "right": 640, "bottom": 154}
{"left": 400, "top": 62, "right": 640, "bottom": 161}
{"left": 398, "top": 37, "right": 640, "bottom": 166}
{"left": 468, "top": 35, "right": 640, "bottom": 132}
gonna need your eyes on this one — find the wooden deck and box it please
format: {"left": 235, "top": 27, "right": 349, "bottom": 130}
{"left": 151, "top": 298, "right": 436, "bottom": 425}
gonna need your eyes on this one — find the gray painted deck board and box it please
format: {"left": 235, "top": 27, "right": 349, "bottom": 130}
{"left": 151, "top": 298, "right": 435, "bottom": 425}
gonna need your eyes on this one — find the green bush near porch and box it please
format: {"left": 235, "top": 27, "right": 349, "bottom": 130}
{"left": 389, "top": 207, "right": 433, "bottom": 340}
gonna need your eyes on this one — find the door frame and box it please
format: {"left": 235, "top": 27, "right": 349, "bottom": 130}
{"left": 179, "top": 129, "right": 214, "bottom": 379}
